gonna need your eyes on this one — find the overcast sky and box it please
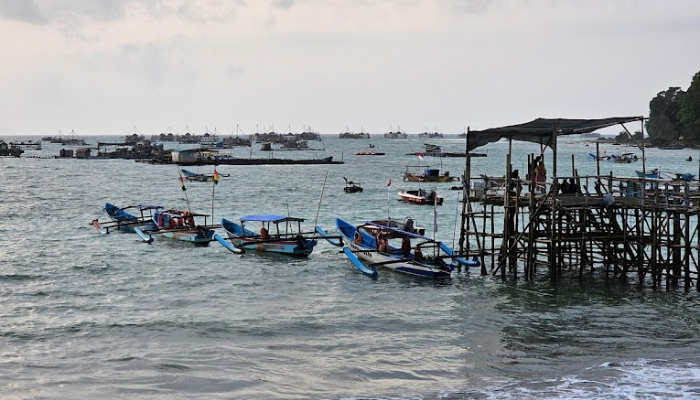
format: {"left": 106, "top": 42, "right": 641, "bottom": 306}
{"left": 1, "top": 0, "right": 699, "bottom": 136}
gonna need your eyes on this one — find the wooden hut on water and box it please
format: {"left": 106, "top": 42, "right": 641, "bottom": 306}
{"left": 457, "top": 116, "right": 700, "bottom": 291}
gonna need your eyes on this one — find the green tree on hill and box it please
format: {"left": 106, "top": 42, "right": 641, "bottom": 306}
{"left": 678, "top": 71, "right": 700, "bottom": 141}
{"left": 646, "top": 87, "right": 685, "bottom": 143}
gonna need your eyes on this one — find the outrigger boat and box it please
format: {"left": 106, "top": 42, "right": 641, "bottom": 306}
{"left": 316, "top": 218, "right": 478, "bottom": 278}
{"left": 397, "top": 188, "right": 444, "bottom": 205}
{"left": 217, "top": 215, "right": 318, "bottom": 257}
{"left": 147, "top": 209, "right": 217, "bottom": 245}
{"left": 181, "top": 168, "right": 229, "bottom": 182}
{"left": 636, "top": 170, "right": 695, "bottom": 182}
{"left": 403, "top": 165, "right": 458, "bottom": 183}
{"left": 91, "top": 203, "right": 163, "bottom": 241}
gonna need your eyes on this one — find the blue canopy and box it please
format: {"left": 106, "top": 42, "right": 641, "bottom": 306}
{"left": 240, "top": 214, "right": 305, "bottom": 222}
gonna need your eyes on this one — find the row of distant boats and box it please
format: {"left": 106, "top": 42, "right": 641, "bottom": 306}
{"left": 92, "top": 202, "right": 477, "bottom": 279}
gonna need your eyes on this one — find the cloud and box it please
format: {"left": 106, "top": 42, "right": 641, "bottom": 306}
{"left": 0, "top": 0, "right": 47, "bottom": 24}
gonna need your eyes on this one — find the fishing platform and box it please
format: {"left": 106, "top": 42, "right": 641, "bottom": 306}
{"left": 457, "top": 116, "right": 700, "bottom": 291}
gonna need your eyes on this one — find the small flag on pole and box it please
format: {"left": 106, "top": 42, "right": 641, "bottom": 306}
{"left": 387, "top": 179, "right": 392, "bottom": 187}
{"left": 213, "top": 168, "right": 220, "bottom": 185}
{"left": 418, "top": 153, "right": 425, "bottom": 162}
{"left": 179, "top": 172, "right": 187, "bottom": 191}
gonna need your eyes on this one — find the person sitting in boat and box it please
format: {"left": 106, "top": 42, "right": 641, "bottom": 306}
{"left": 414, "top": 247, "right": 423, "bottom": 262}
{"left": 688, "top": 156, "right": 693, "bottom": 162}
{"left": 354, "top": 230, "right": 363, "bottom": 244}
{"left": 377, "top": 234, "right": 389, "bottom": 253}
{"left": 401, "top": 236, "right": 411, "bottom": 256}
{"left": 260, "top": 226, "right": 270, "bottom": 240}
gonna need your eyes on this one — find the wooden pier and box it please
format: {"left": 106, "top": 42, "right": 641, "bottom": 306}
{"left": 457, "top": 116, "right": 700, "bottom": 291}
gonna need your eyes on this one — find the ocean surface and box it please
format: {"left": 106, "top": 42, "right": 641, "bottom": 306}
{"left": 3, "top": 134, "right": 700, "bottom": 399}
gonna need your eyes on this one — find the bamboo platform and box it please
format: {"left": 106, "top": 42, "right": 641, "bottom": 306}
{"left": 458, "top": 173, "right": 700, "bottom": 290}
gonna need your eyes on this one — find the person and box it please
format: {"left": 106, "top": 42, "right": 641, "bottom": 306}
{"left": 354, "top": 230, "right": 363, "bottom": 244}
{"left": 688, "top": 156, "right": 693, "bottom": 162}
{"left": 377, "top": 234, "right": 389, "bottom": 253}
{"left": 568, "top": 178, "right": 581, "bottom": 194}
{"left": 508, "top": 169, "right": 520, "bottom": 196}
{"left": 528, "top": 155, "right": 541, "bottom": 181}
{"left": 535, "top": 160, "right": 547, "bottom": 193}
{"left": 260, "top": 226, "right": 270, "bottom": 240}
{"left": 401, "top": 236, "right": 411, "bottom": 256}
{"left": 559, "top": 179, "right": 571, "bottom": 194}
{"left": 414, "top": 246, "right": 423, "bottom": 262}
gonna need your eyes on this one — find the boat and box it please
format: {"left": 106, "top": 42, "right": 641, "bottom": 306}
{"left": 326, "top": 218, "right": 477, "bottom": 278}
{"left": 181, "top": 168, "right": 229, "bottom": 182}
{"left": 91, "top": 203, "right": 163, "bottom": 241}
{"left": 398, "top": 189, "right": 444, "bottom": 205}
{"left": 356, "top": 151, "right": 385, "bottom": 156}
{"left": 219, "top": 215, "right": 317, "bottom": 257}
{"left": 588, "top": 152, "right": 638, "bottom": 163}
{"left": 343, "top": 177, "right": 363, "bottom": 193}
{"left": 149, "top": 209, "right": 216, "bottom": 245}
{"left": 403, "top": 165, "right": 458, "bottom": 182}
{"left": 636, "top": 170, "right": 695, "bottom": 181}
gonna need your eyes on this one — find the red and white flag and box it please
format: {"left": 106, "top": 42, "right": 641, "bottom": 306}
{"left": 418, "top": 153, "right": 425, "bottom": 162}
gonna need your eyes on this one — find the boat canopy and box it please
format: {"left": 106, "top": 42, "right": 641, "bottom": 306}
{"left": 240, "top": 214, "right": 306, "bottom": 223}
{"left": 466, "top": 116, "right": 644, "bottom": 152}
{"left": 364, "top": 222, "right": 435, "bottom": 241}
{"left": 133, "top": 203, "right": 164, "bottom": 209}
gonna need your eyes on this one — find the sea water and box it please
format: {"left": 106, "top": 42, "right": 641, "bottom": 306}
{"left": 2, "top": 135, "right": 700, "bottom": 399}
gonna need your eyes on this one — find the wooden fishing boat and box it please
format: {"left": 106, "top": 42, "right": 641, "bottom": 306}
{"left": 356, "top": 151, "right": 385, "bottom": 156}
{"left": 219, "top": 215, "right": 317, "bottom": 257}
{"left": 92, "top": 203, "right": 162, "bottom": 235}
{"left": 323, "top": 218, "right": 477, "bottom": 278}
{"left": 181, "top": 168, "right": 229, "bottom": 182}
{"left": 149, "top": 209, "right": 216, "bottom": 245}
{"left": 403, "top": 165, "right": 458, "bottom": 182}
{"left": 343, "top": 177, "right": 363, "bottom": 193}
{"left": 636, "top": 170, "right": 695, "bottom": 181}
{"left": 397, "top": 189, "right": 443, "bottom": 205}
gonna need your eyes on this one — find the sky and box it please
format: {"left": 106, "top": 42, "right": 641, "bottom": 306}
{"left": 1, "top": 0, "right": 699, "bottom": 136}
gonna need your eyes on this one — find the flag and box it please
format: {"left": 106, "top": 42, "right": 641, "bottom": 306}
{"left": 418, "top": 153, "right": 425, "bottom": 162}
{"left": 387, "top": 179, "right": 392, "bottom": 187}
{"left": 213, "top": 168, "right": 219, "bottom": 185}
{"left": 179, "top": 173, "right": 187, "bottom": 191}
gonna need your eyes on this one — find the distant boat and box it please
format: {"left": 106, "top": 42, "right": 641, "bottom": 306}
{"left": 403, "top": 165, "right": 458, "bottom": 183}
{"left": 343, "top": 177, "right": 363, "bottom": 193}
{"left": 181, "top": 168, "right": 229, "bottom": 182}
{"left": 356, "top": 151, "right": 385, "bottom": 156}
{"left": 398, "top": 188, "right": 444, "bottom": 205}
{"left": 636, "top": 170, "right": 695, "bottom": 181}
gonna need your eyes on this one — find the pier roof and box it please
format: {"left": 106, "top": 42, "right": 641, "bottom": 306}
{"left": 467, "top": 116, "right": 643, "bottom": 151}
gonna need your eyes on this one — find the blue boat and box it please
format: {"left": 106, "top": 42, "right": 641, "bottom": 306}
{"left": 150, "top": 209, "right": 216, "bottom": 245}
{"left": 635, "top": 170, "right": 695, "bottom": 181}
{"left": 219, "top": 215, "right": 317, "bottom": 257}
{"left": 330, "top": 218, "right": 478, "bottom": 279}
{"left": 93, "top": 203, "right": 162, "bottom": 234}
